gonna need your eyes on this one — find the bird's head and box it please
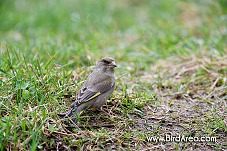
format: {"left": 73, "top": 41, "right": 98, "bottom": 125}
{"left": 96, "top": 57, "right": 117, "bottom": 70}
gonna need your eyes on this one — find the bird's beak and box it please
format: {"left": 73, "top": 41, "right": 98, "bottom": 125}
{"left": 109, "top": 61, "right": 117, "bottom": 68}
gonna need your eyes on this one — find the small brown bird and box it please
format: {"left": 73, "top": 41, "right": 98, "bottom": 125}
{"left": 58, "top": 57, "right": 117, "bottom": 122}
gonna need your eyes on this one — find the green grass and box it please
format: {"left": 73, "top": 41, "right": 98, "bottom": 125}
{"left": 0, "top": 0, "right": 226, "bottom": 150}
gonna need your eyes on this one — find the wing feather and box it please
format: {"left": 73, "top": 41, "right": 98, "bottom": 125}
{"left": 73, "top": 70, "right": 114, "bottom": 106}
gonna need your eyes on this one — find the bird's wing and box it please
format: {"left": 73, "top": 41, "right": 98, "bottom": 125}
{"left": 72, "top": 71, "right": 114, "bottom": 107}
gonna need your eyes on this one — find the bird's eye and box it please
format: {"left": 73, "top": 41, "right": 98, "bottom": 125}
{"left": 103, "top": 60, "right": 109, "bottom": 64}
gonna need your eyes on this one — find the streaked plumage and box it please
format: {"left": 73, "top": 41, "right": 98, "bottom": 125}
{"left": 58, "top": 57, "right": 117, "bottom": 123}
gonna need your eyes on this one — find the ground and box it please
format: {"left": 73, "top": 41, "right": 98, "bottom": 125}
{"left": 0, "top": 0, "right": 226, "bottom": 150}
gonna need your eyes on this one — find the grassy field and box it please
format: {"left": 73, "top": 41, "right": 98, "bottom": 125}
{"left": 0, "top": 0, "right": 226, "bottom": 150}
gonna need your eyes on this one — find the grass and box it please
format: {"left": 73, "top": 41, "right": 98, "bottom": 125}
{"left": 0, "top": 0, "right": 226, "bottom": 150}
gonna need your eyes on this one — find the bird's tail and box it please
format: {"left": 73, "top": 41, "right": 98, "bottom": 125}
{"left": 57, "top": 113, "right": 67, "bottom": 118}
{"left": 57, "top": 108, "right": 78, "bottom": 123}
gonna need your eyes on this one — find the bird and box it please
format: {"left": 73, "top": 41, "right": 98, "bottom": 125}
{"left": 58, "top": 57, "right": 117, "bottom": 123}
